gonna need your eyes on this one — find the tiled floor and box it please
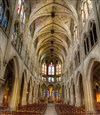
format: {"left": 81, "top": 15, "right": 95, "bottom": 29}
{"left": 44, "top": 103, "right": 57, "bottom": 115}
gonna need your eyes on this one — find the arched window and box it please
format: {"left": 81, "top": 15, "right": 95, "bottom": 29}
{"left": 56, "top": 63, "right": 61, "bottom": 75}
{"left": 93, "top": 23, "right": 97, "bottom": 43}
{"left": 83, "top": 33, "right": 90, "bottom": 56}
{"left": 89, "top": 21, "right": 98, "bottom": 48}
{"left": 87, "top": 0, "right": 93, "bottom": 13}
{"left": 90, "top": 29, "right": 94, "bottom": 47}
{"left": 3, "top": 10, "right": 9, "bottom": 30}
{"left": 0, "top": 0, "right": 5, "bottom": 24}
{"left": 84, "top": 2, "right": 88, "bottom": 19}
{"left": 17, "top": 0, "right": 22, "bottom": 14}
{"left": 12, "top": 21, "right": 23, "bottom": 55}
{"left": 81, "top": 0, "right": 93, "bottom": 27}
{"left": 48, "top": 62, "right": 54, "bottom": 75}
{"left": 12, "top": 21, "right": 20, "bottom": 46}
{"left": 0, "top": 0, "right": 10, "bottom": 31}
{"left": 17, "top": 0, "right": 26, "bottom": 28}
{"left": 81, "top": 10, "right": 85, "bottom": 26}
{"left": 48, "top": 77, "right": 54, "bottom": 82}
{"left": 56, "top": 78, "right": 59, "bottom": 82}
{"left": 42, "top": 77, "right": 46, "bottom": 81}
{"left": 42, "top": 63, "right": 47, "bottom": 75}
{"left": 59, "top": 77, "right": 61, "bottom": 81}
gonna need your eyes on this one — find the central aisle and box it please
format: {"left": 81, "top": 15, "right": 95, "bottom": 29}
{"left": 44, "top": 103, "right": 57, "bottom": 115}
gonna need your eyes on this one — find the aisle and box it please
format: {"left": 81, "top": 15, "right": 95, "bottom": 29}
{"left": 44, "top": 103, "right": 57, "bottom": 115}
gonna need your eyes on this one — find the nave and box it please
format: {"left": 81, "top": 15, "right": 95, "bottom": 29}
{"left": 0, "top": 0, "right": 100, "bottom": 115}
{"left": 44, "top": 104, "right": 57, "bottom": 115}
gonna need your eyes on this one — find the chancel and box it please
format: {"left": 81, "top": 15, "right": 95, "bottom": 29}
{"left": 0, "top": 0, "right": 100, "bottom": 115}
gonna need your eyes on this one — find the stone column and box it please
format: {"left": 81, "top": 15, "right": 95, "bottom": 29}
{"left": 9, "top": 77, "right": 20, "bottom": 110}
{"left": 64, "top": 88, "right": 66, "bottom": 103}
{"left": 21, "top": 81, "right": 27, "bottom": 105}
{"left": 84, "top": 80, "right": 95, "bottom": 113}
{"left": 28, "top": 85, "right": 32, "bottom": 104}
{"left": 65, "top": 89, "right": 68, "bottom": 104}
{"left": 0, "top": 84, "right": 5, "bottom": 104}
{"left": 67, "top": 88, "right": 70, "bottom": 104}
{"left": 70, "top": 85, "right": 75, "bottom": 105}
{"left": 0, "top": 79, "right": 5, "bottom": 104}
{"left": 75, "top": 85, "right": 81, "bottom": 106}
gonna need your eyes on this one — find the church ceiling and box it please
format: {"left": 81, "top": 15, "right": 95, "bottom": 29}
{"left": 29, "top": 0, "right": 78, "bottom": 64}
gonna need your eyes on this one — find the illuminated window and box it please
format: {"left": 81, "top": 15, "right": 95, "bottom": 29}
{"left": 56, "top": 63, "right": 61, "bottom": 75}
{"left": 17, "top": 0, "right": 22, "bottom": 14}
{"left": 48, "top": 62, "right": 54, "bottom": 75}
{"left": 42, "top": 77, "right": 46, "bottom": 81}
{"left": 52, "top": 90, "right": 54, "bottom": 97}
{"left": 87, "top": 0, "right": 93, "bottom": 13}
{"left": 0, "top": 0, "right": 10, "bottom": 30}
{"left": 44, "top": 89, "right": 46, "bottom": 97}
{"left": 59, "top": 77, "right": 61, "bottom": 81}
{"left": 17, "top": 0, "right": 26, "bottom": 28}
{"left": 0, "top": 0, "right": 5, "bottom": 24}
{"left": 81, "top": 0, "right": 93, "bottom": 27}
{"left": 12, "top": 21, "right": 19, "bottom": 46}
{"left": 48, "top": 77, "right": 54, "bottom": 82}
{"left": 3, "top": 10, "right": 9, "bottom": 30}
{"left": 42, "top": 63, "right": 47, "bottom": 75}
{"left": 84, "top": 2, "right": 88, "bottom": 19}
{"left": 20, "top": 3, "right": 24, "bottom": 22}
{"left": 12, "top": 21, "right": 22, "bottom": 54}
{"left": 57, "top": 77, "right": 58, "bottom": 81}
{"left": 56, "top": 77, "right": 61, "bottom": 82}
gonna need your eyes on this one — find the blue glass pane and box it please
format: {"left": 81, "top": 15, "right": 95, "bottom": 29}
{"left": 52, "top": 91, "right": 54, "bottom": 97}
{"left": 3, "top": 18, "right": 7, "bottom": 29}
{"left": 56, "top": 92, "right": 58, "bottom": 97}
{"left": 0, "top": 3, "right": 4, "bottom": 24}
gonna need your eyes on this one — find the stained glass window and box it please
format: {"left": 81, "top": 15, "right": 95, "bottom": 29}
{"left": 42, "top": 77, "right": 46, "bottom": 81}
{"left": 17, "top": 0, "right": 22, "bottom": 14}
{"left": 48, "top": 77, "right": 54, "bottom": 82}
{"left": 84, "top": 2, "right": 88, "bottom": 19}
{"left": 56, "top": 78, "right": 59, "bottom": 81}
{"left": 48, "top": 62, "right": 54, "bottom": 75}
{"left": 20, "top": 4, "right": 24, "bottom": 21}
{"left": 44, "top": 89, "right": 46, "bottom": 97}
{"left": 81, "top": 6, "right": 85, "bottom": 26}
{"left": 17, "top": 0, "right": 26, "bottom": 28}
{"left": 42, "top": 63, "right": 47, "bottom": 75}
{"left": 87, "top": 0, "right": 93, "bottom": 13}
{"left": 12, "top": 22, "right": 19, "bottom": 46}
{"left": 59, "top": 77, "right": 61, "bottom": 81}
{"left": 0, "top": 0, "right": 4, "bottom": 24}
{"left": 52, "top": 90, "right": 54, "bottom": 97}
{"left": 56, "top": 63, "right": 61, "bottom": 75}
{"left": 3, "top": 10, "right": 9, "bottom": 29}
{"left": 81, "top": 0, "right": 93, "bottom": 27}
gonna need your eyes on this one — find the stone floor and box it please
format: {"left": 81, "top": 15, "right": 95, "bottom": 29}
{"left": 44, "top": 103, "right": 57, "bottom": 115}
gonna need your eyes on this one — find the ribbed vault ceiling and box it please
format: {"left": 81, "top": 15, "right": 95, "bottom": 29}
{"left": 29, "top": 0, "right": 78, "bottom": 64}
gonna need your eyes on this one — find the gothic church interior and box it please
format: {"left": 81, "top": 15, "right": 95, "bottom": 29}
{"left": 0, "top": 0, "right": 100, "bottom": 115}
